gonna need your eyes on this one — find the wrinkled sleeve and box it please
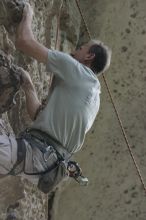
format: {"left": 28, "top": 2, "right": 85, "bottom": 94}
{"left": 46, "top": 49, "right": 84, "bottom": 84}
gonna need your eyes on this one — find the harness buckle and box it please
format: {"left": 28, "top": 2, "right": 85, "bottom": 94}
{"left": 43, "top": 145, "right": 55, "bottom": 162}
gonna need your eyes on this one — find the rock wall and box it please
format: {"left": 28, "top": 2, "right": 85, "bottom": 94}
{"left": 0, "top": 0, "right": 146, "bottom": 220}
{"left": 0, "top": 0, "right": 80, "bottom": 219}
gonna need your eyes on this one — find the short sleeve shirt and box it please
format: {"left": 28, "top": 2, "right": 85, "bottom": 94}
{"left": 31, "top": 50, "right": 101, "bottom": 153}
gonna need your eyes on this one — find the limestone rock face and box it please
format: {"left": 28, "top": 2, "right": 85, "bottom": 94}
{"left": 0, "top": 0, "right": 24, "bottom": 30}
{"left": 0, "top": 176, "right": 24, "bottom": 212}
{"left": 0, "top": 50, "right": 21, "bottom": 115}
{"left": 0, "top": 0, "right": 80, "bottom": 219}
{"left": 0, "top": 0, "right": 146, "bottom": 220}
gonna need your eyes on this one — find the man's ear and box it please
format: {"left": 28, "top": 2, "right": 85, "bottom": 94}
{"left": 85, "top": 53, "right": 95, "bottom": 61}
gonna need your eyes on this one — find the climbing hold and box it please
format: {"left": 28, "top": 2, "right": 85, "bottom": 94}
{"left": 0, "top": 50, "right": 22, "bottom": 114}
{"left": 0, "top": 0, "right": 25, "bottom": 30}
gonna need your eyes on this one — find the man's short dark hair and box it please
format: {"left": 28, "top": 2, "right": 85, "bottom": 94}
{"left": 89, "top": 40, "right": 111, "bottom": 75}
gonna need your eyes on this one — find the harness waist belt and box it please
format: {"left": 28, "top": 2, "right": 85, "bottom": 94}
{"left": 26, "top": 128, "right": 72, "bottom": 161}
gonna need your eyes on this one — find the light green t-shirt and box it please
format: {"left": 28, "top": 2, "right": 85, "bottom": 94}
{"left": 31, "top": 50, "right": 101, "bottom": 153}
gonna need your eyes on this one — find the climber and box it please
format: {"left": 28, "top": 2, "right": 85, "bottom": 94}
{"left": 0, "top": 3, "right": 111, "bottom": 192}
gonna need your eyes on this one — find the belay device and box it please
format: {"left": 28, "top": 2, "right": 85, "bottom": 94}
{"left": 67, "top": 161, "right": 88, "bottom": 186}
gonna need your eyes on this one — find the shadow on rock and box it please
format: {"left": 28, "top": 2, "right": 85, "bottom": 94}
{"left": 0, "top": 50, "right": 22, "bottom": 115}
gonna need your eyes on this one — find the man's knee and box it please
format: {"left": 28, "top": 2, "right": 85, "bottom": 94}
{"left": 0, "top": 134, "right": 17, "bottom": 174}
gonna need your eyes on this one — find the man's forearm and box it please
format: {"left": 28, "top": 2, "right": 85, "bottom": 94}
{"left": 16, "top": 38, "right": 48, "bottom": 63}
{"left": 23, "top": 83, "right": 41, "bottom": 121}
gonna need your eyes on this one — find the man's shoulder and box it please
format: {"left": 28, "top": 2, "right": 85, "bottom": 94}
{"left": 48, "top": 49, "right": 77, "bottom": 64}
{"left": 81, "top": 65, "right": 100, "bottom": 82}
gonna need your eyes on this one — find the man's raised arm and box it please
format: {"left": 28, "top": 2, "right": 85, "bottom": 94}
{"left": 19, "top": 68, "right": 41, "bottom": 121}
{"left": 15, "top": 3, "right": 48, "bottom": 64}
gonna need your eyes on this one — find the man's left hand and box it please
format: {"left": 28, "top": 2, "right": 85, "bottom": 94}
{"left": 19, "top": 67, "right": 33, "bottom": 91}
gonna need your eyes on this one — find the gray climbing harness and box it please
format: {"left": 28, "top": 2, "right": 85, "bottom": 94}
{"left": 8, "top": 128, "right": 88, "bottom": 193}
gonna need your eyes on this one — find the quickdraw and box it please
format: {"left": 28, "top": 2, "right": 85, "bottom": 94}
{"left": 67, "top": 161, "right": 88, "bottom": 186}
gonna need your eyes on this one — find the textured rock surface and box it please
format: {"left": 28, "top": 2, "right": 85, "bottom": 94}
{"left": 0, "top": 0, "right": 80, "bottom": 219}
{"left": 0, "top": 0, "right": 24, "bottom": 26}
{"left": 0, "top": 50, "right": 22, "bottom": 114}
{"left": 0, "top": 0, "right": 146, "bottom": 220}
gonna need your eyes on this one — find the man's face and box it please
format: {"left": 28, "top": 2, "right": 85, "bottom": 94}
{"left": 70, "top": 41, "right": 94, "bottom": 64}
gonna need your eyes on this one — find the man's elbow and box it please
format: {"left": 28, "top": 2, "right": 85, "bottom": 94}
{"left": 15, "top": 37, "right": 48, "bottom": 63}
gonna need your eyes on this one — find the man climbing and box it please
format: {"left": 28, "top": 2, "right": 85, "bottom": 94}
{"left": 0, "top": 3, "right": 111, "bottom": 192}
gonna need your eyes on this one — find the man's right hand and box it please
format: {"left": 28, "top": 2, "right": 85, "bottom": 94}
{"left": 16, "top": 3, "right": 33, "bottom": 37}
{"left": 19, "top": 67, "right": 34, "bottom": 91}
{"left": 15, "top": 3, "right": 48, "bottom": 64}
{"left": 22, "top": 3, "right": 34, "bottom": 25}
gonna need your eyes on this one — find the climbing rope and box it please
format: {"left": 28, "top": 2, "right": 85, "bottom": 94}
{"left": 75, "top": 0, "right": 146, "bottom": 193}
